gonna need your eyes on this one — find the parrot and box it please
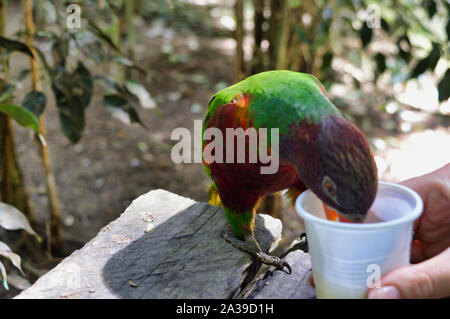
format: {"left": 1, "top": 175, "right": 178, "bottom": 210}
{"left": 202, "top": 70, "right": 378, "bottom": 273}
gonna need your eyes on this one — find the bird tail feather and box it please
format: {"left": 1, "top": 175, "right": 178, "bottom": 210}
{"left": 208, "top": 182, "right": 222, "bottom": 206}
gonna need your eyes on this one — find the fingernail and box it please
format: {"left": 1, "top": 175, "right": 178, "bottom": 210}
{"left": 368, "top": 286, "right": 401, "bottom": 299}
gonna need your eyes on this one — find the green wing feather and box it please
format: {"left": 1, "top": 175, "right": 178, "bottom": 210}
{"left": 204, "top": 70, "right": 341, "bottom": 134}
{"left": 202, "top": 70, "right": 342, "bottom": 202}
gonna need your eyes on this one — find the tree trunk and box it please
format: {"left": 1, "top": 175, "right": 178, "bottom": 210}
{"left": 0, "top": 0, "right": 34, "bottom": 219}
{"left": 268, "top": 0, "right": 282, "bottom": 69}
{"left": 234, "top": 0, "right": 245, "bottom": 82}
{"left": 251, "top": 0, "right": 264, "bottom": 74}
{"left": 0, "top": 116, "right": 35, "bottom": 218}
{"left": 275, "top": 0, "right": 291, "bottom": 70}
{"left": 23, "top": 0, "right": 62, "bottom": 252}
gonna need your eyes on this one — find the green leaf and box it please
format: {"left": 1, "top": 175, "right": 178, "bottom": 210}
{"left": 33, "top": 46, "right": 52, "bottom": 76}
{"left": 74, "top": 62, "right": 93, "bottom": 108}
{"left": 51, "top": 37, "right": 69, "bottom": 67}
{"left": 0, "top": 261, "right": 8, "bottom": 290}
{"left": 94, "top": 75, "right": 118, "bottom": 91}
{"left": 127, "top": 107, "right": 144, "bottom": 125}
{"left": 0, "top": 104, "right": 40, "bottom": 133}
{"left": 88, "top": 21, "right": 121, "bottom": 53}
{"left": 125, "top": 80, "right": 156, "bottom": 109}
{"left": 288, "top": 0, "right": 302, "bottom": 8}
{"left": 0, "top": 202, "right": 40, "bottom": 241}
{"left": 104, "top": 94, "right": 128, "bottom": 108}
{"left": 375, "top": 53, "right": 386, "bottom": 74}
{"left": 425, "top": 0, "right": 437, "bottom": 18}
{"left": 0, "top": 82, "right": 14, "bottom": 104}
{"left": 7, "top": 274, "right": 31, "bottom": 290}
{"left": 51, "top": 62, "right": 93, "bottom": 143}
{"left": 0, "top": 241, "right": 23, "bottom": 274}
{"left": 58, "top": 111, "right": 85, "bottom": 143}
{"left": 360, "top": 22, "right": 372, "bottom": 47}
{"left": 13, "top": 69, "right": 31, "bottom": 83}
{"left": 294, "top": 25, "right": 309, "bottom": 43}
{"left": 438, "top": 69, "right": 450, "bottom": 102}
{"left": 411, "top": 43, "right": 441, "bottom": 78}
{"left": 0, "top": 36, "right": 34, "bottom": 58}
{"left": 427, "top": 43, "right": 441, "bottom": 72}
{"left": 320, "top": 51, "right": 333, "bottom": 71}
{"left": 103, "top": 94, "right": 144, "bottom": 126}
{"left": 22, "top": 91, "right": 46, "bottom": 118}
{"left": 110, "top": 56, "right": 145, "bottom": 74}
{"left": 411, "top": 58, "right": 429, "bottom": 78}
{"left": 380, "top": 18, "right": 390, "bottom": 32}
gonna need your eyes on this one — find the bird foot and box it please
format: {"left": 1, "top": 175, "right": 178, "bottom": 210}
{"left": 280, "top": 233, "right": 308, "bottom": 258}
{"left": 254, "top": 251, "right": 291, "bottom": 274}
{"left": 222, "top": 227, "right": 291, "bottom": 274}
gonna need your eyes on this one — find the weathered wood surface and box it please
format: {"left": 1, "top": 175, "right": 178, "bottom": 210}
{"left": 246, "top": 250, "right": 315, "bottom": 299}
{"left": 15, "top": 189, "right": 315, "bottom": 299}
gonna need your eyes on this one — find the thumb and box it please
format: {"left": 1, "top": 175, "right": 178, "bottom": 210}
{"left": 367, "top": 247, "right": 450, "bottom": 299}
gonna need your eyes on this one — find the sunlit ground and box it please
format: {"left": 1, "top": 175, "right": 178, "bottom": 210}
{"left": 375, "top": 68, "right": 449, "bottom": 182}
{"left": 375, "top": 128, "right": 450, "bottom": 182}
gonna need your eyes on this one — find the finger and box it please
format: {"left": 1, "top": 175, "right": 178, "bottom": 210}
{"left": 400, "top": 163, "right": 450, "bottom": 232}
{"left": 400, "top": 176, "right": 428, "bottom": 231}
{"left": 367, "top": 247, "right": 450, "bottom": 299}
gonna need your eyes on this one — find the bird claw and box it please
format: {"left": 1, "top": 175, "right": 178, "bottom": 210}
{"left": 221, "top": 228, "right": 292, "bottom": 274}
{"left": 278, "top": 261, "right": 292, "bottom": 274}
{"left": 255, "top": 252, "right": 291, "bottom": 274}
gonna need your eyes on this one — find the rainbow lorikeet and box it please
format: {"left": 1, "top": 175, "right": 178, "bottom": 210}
{"left": 202, "top": 70, "right": 378, "bottom": 272}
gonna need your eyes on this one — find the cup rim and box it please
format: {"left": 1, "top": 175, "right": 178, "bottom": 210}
{"left": 295, "top": 181, "right": 423, "bottom": 230}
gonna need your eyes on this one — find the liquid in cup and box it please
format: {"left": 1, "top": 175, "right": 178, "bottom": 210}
{"left": 295, "top": 181, "right": 423, "bottom": 299}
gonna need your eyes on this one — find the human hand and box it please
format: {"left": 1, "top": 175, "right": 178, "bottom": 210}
{"left": 367, "top": 163, "right": 450, "bottom": 299}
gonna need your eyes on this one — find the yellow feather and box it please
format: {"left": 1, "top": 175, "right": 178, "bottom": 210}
{"left": 208, "top": 183, "right": 222, "bottom": 206}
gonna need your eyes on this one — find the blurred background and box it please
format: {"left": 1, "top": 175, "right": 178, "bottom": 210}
{"left": 0, "top": 0, "right": 448, "bottom": 297}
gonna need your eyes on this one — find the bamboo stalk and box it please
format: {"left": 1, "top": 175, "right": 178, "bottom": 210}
{"left": 234, "top": 0, "right": 245, "bottom": 82}
{"left": 0, "top": 0, "right": 34, "bottom": 219}
{"left": 268, "top": 0, "right": 282, "bottom": 68}
{"left": 22, "top": 0, "right": 62, "bottom": 251}
{"left": 251, "top": 0, "right": 264, "bottom": 74}
{"left": 275, "top": 0, "right": 291, "bottom": 70}
{"left": 308, "top": 4, "right": 325, "bottom": 76}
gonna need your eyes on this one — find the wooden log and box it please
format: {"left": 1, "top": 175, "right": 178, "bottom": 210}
{"left": 245, "top": 250, "right": 315, "bottom": 299}
{"left": 15, "top": 189, "right": 290, "bottom": 299}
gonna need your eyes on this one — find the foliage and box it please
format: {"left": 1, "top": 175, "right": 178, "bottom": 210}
{"left": 22, "top": 90, "right": 46, "bottom": 119}
{"left": 50, "top": 61, "right": 93, "bottom": 143}
{"left": 246, "top": 0, "right": 449, "bottom": 125}
{"left": 0, "top": 202, "right": 39, "bottom": 290}
{"left": 0, "top": 0, "right": 157, "bottom": 143}
{"left": 0, "top": 103, "right": 40, "bottom": 133}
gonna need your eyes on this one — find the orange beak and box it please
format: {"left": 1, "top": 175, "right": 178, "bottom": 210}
{"left": 322, "top": 203, "right": 353, "bottom": 223}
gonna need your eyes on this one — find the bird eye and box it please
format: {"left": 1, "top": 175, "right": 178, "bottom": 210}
{"left": 322, "top": 176, "right": 337, "bottom": 197}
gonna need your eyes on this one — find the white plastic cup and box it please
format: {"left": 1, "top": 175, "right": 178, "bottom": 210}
{"left": 295, "top": 181, "right": 423, "bottom": 299}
